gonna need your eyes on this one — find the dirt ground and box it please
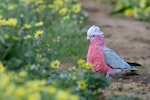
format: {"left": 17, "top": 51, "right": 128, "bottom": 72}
{"left": 79, "top": 0, "right": 150, "bottom": 99}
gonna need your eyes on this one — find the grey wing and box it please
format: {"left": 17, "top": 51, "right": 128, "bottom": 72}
{"left": 103, "top": 46, "right": 137, "bottom": 70}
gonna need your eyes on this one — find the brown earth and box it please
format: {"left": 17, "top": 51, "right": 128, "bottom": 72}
{"left": 79, "top": 0, "right": 150, "bottom": 99}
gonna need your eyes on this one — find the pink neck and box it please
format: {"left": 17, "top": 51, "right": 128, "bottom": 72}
{"left": 89, "top": 36, "right": 104, "bottom": 46}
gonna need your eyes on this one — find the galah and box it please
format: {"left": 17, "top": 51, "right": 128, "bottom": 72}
{"left": 87, "top": 25, "right": 138, "bottom": 77}
{"left": 87, "top": 26, "right": 121, "bottom": 77}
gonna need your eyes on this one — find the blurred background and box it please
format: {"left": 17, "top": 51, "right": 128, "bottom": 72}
{"left": 0, "top": 0, "right": 150, "bottom": 100}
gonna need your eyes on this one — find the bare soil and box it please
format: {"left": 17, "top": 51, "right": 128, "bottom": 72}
{"left": 79, "top": 0, "right": 150, "bottom": 99}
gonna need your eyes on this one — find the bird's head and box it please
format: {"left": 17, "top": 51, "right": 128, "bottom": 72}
{"left": 87, "top": 25, "right": 104, "bottom": 40}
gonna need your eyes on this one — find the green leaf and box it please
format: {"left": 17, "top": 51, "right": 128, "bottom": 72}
{"left": 110, "top": 6, "right": 131, "bottom": 15}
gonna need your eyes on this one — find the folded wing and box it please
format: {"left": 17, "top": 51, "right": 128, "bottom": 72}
{"left": 103, "top": 46, "right": 137, "bottom": 71}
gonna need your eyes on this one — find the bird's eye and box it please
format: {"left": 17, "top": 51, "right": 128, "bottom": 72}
{"left": 92, "top": 35, "right": 95, "bottom": 37}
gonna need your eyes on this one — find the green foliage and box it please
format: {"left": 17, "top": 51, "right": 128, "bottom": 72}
{"left": 0, "top": 0, "right": 88, "bottom": 69}
{"left": 0, "top": 61, "right": 110, "bottom": 100}
{"left": 99, "top": 0, "right": 150, "bottom": 20}
{"left": 0, "top": 0, "right": 110, "bottom": 100}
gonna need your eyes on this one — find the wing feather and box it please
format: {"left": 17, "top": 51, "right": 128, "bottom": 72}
{"left": 103, "top": 46, "right": 137, "bottom": 70}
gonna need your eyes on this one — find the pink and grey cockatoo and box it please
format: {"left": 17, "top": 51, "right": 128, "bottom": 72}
{"left": 87, "top": 25, "right": 138, "bottom": 77}
{"left": 87, "top": 26, "right": 121, "bottom": 77}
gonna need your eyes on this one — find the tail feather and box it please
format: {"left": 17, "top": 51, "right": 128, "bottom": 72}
{"left": 127, "top": 62, "right": 142, "bottom": 67}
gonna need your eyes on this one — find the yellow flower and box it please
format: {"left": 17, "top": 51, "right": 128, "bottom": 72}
{"left": 83, "top": 62, "right": 93, "bottom": 70}
{"left": 63, "top": 15, "right": 70, "bottom": 20}
{"left": 12, "top": 36, "right": 19, "bottom": 41}
{"left": 72, "top": 4, "right": 81, "bottom": 13}
{"left": 36, "top": 54, "right": 43, "bottom": 59}
{"left": 35, "top": 21, "right": 44, "bottom": 27}
{"left": 133, "top": 8, "right": 140, "bottom": 18}
{"left": 28, "top": 92, "right": 41, "bottom": 100}
{"left": 54, "top": 0, "right": 64, "bottom": 8}
{"left": 28, "top": 0, "right": 35, "bottom": 3}
{"left": 8, "top": 4, "right": 17, "bottom": 11}
{"left": 146, "top": 6, "right": 150, "bottom": 12}
{"left": 34, "top": 30, "right": 44, "bottom": 38}
{"left": 68, "top": 95, "right": 79, "bottom": 100}
{"left": 16, "top": 87, "right": 25, "bottom": 97}
{"left": 3, "top": 34, "right": 9, "bottom": 40}
{"left": 26, "top": 35, "right": 32, "bottom": 39}
{"left": 34, "top": 5, "right": 46, "bottom": 12}
{"left": 39, "top": 79, "right": 46, "bottom": 86}
{"left": 140, "top": 0, "right": 146, "bottom": 8}
{"left": 77, "top": 59, "right": 85, "bottom": 65}
{"left": 77, "top": 80, "right": 87, "bottom": 90}
{"left": 124, "top": 9, "right": 133, "bottom": 17}
{"left": 23, "top": 24, "right": 31, "bottom": 30}
{"left": 56, "top": 90, "right": 69, "bottom": 100}
{"left": 44, "top": 86, "right": 57, "bottom": 94}
{"left": 7, "top": 18, "right": 17, "bottom": 26}
{"left": 59, "top": 8, "right": 68, "bottom": 16}
{"left": 6, "top": 84, "right": 15, "bottom": 96}
{"left": 133, "top": 7, "right": 140, "bottom": 15}
{"left": 1, "top": 75, "right": 10, "bottom": 87}
{"left": 72, "top": 75, "right": 77, "bottom": 80}
{"left": 19, "top": 71, "right": 27, "bottom": 78}
{"left": 14, "top": 76, "right": 23, "bottom": 84}
{"left": 0, "top": 62, "right": 5, "bottom": 72}
{"left": 37, "top": 0, "right": 44, "bottom": 5}
{"left": 79, "top": 62, "right": 93, "bottom": 69}
{"left": 50, "top": 60, "right": 60, "bottom": 68}
{"left": 26, "top": 81, "right": 41, "bottom": 92}
{"left": 0, "top": 19, "right": 7, "bottom": 26}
